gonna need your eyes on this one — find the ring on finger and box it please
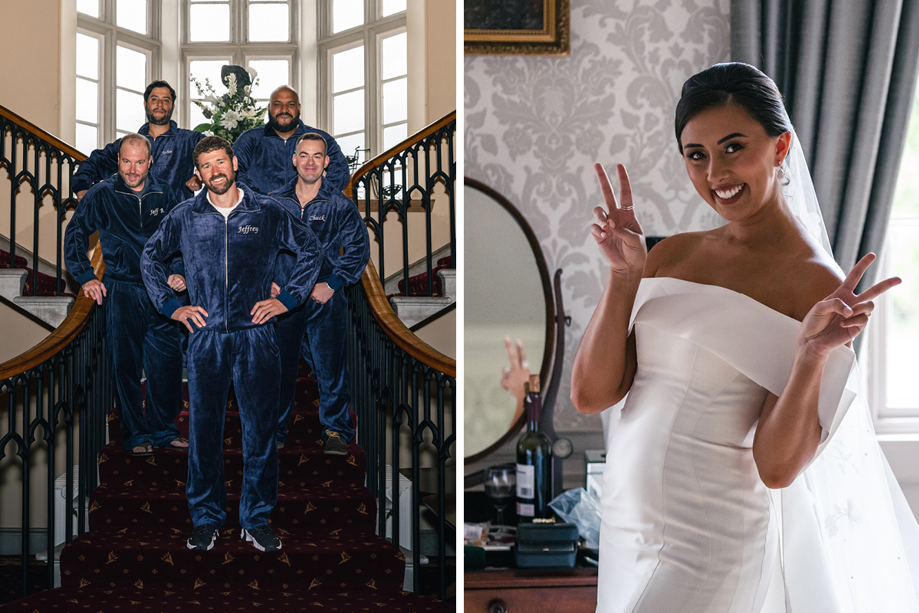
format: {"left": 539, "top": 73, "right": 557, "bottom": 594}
{"left": 621, "top": 205, "right": 634, "bottom": 211}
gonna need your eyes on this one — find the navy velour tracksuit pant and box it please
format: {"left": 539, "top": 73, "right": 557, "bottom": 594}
{"left": 276, "top": 290, "right": 353, "bottom": 445}
{"left": 185, "top": 326, "right": 280, "bottom": 530}
{"left": 106, "top": 280, "right": 183, "bottom": 450}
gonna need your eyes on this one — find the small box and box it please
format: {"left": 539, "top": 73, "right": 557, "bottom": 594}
{"left": 585, "top": 450, "right": 606, "bottom": 499}
{"left": 514, "top": 522, "right": 578, "bottom": 569}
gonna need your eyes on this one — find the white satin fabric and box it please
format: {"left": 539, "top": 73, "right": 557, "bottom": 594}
{"left": 597, "top": 277, "right": 919, "bottom": 613}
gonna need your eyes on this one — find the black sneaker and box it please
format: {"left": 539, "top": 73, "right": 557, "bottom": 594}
{"left": 324, "top": 430, "right": 348, "bottom": 456}
{"left": 187, "top": 524, "right": 218, "bottom": 551}
{"left": 241, "top": 525, "right": 282, "bottom": 552}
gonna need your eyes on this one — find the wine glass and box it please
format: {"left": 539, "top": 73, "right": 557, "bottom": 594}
{"left": 484, "top": 463, "right": 516, "bottom": 526}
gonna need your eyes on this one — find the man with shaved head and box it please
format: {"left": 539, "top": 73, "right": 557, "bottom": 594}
{"left": 233, "top": 85, "right": 349, "bottom": 195}
{"left": 65, "top": 133, "right": 187, "bottom": 457}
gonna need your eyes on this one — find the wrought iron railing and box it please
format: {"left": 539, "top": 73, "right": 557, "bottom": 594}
{"left": 0, "top": 105, "right": 82, "bottom": 296}
{"left": 346, "top": 112, "right": 457, "bottom": 601}
{"left": 0, "top": 256, "right": 109, "bottom": 599}
{"left": 351, "top": 112, "right": 456, "bottom": 296}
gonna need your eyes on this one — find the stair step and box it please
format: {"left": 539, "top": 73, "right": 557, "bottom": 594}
{"left": 89, "top": 481, "right": 378, "bottom": 533}
{"left": 59, "top": 527, "right": 407, "bottom": 593}
{"left": 0, "top": 268, "right": 27, "bottom": 299}
{"left": 390, "top": 295, "right": 455, "bottom": 329}
{"left": 0, "top": 585, "right": 452, "bottom": 612}
{"left": 12, "top": 295, "right": 74, "bottom": 327}
{"left": 97, "top": 443, "right": 366, "bottom": 488}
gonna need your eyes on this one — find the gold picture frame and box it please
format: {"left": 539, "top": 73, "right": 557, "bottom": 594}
{"left": 464, "top": 0, "right": 570, "bottom": 57}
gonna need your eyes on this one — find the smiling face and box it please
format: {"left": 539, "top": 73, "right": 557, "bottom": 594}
{"left": 268, "top": 87, "right": 301, "bottom": 134}
{"left": 196, "top": 148, "right": 237, "bottom": 196}
{"left": 144, "top": 86, "right": 174, "bottom": 126}
{"left": 293, "top": 139, "right": 329, "bottom": 186}
{"left": 118, "top": 141, "right": 152, "bottom": 191}
{"left": 680, "top": 102, "right": 791, "bottom": 222}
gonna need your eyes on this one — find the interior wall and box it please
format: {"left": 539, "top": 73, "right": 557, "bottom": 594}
{"left": 464, "top": 0, "right": 731, "bottom": 476}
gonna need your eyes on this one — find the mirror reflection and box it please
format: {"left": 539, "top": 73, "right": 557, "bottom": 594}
{"left": 464, "top": 183, "right": 547, "bottom": 459}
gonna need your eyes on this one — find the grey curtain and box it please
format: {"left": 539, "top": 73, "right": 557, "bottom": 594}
{"left": 731, "top": 0, "right": 919, "bottom": 279}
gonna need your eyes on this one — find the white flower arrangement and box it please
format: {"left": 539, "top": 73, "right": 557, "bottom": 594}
{"left": 191, "top": 65, "right": 266, "bottom": 143}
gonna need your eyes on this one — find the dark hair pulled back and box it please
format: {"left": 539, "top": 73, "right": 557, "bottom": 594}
{"left": 674, "top": 63, "right": 790, "bottom": 154}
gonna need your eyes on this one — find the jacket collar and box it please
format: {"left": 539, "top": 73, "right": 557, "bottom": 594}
{"left": 139, "top": 120, "right": 178, "bottom": 138}
{"left": 261, "top": 119, "right": 306, "bottom": 140}
{"left": 112, "top": 172, "right": 165, "bottom": 198}
{"left": 191, "top": 184, "right": 261, "bottom": 215}
{"left": 270, "top": 176, "right": 333, "bottom": 207}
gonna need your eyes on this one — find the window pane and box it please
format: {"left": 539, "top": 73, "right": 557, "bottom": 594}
{"left": 75, "top": 123, "right": 98, "bottom": 154}
{"left": 116, "top": 89, "right": 145, "bottom": 133}
{"left": 382, "top": 77, "right": 407, "bottom": 124}
{"left": 886, "top": 224, "right": 919, "bottom": 408}
{"left": 333, "top": 90, "right": 364, "bottom": 134}
{"left": 381, "top": 0, "right": 406, "bottom": 17}
{"left": 332, "top": 46, "right": 364, "bottom": 93}
{"left": 76, "top": 34, "right": 99, "bottom": 80}
{"left": 335, "top": 133, "right": 366, "bottom": 166}
{"left": 190, "top": 3, "right": 230, "bottom": 42}
{"left": 190, "top": 59, "right": 230, "bottom": 95}
{"left": 77, "top": 0, "right": 99, "bottom": 18}
{"left": 383, "top": 123, "right": 407, "bottom": 151}
{"left": 76, "top": 78, "right": 98, "bottom": 123}
{"left": 248, "top": 59, "right": 290, "bottom": 100}
{"left": 116, "top": 0, "right": 147, "bottom": 34}
{"left": 249, "top": 3, "right": 289, "bottom": 42}
{"left": 332, "top": 0, "right": 363, "bottom": 33}
{"left": 190, "top": 103, "right": 209, "bottom": 131}
{"left": 381, "top": 32, "right": 407, "bottom": 80}
{"left": 116, "top": 46, "right": 147, "bottom": 93}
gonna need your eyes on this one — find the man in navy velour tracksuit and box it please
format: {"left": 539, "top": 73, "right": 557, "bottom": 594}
{"left": 64, "top": 133, "right": 186, "bottom": 457}
{"left": 233, "top": 85, "right": 350, "bottom": 194}
{"left": 140, "top": 136, "right": 324, "bottom": 554}
{"left": 72, "top": 80, "right": 204, "bottom": 202}
{"left": 269, "top": 133, "right": 369, "bottom": 455}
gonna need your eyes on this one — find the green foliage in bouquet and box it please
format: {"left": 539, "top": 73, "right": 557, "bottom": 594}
{"left": 191, "top": 65, "right": 266, "bottom": 143}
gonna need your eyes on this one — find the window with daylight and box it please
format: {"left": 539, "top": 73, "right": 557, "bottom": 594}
{"left": 76, "top": 0, "right": 160, "bottom": 153}
{"left": 183, "top": 0, "right": 297, "bottom": 130}
{"left": 869, "top": 78, "right": 919, "bottom": 433}
{"left": 318, "top": 0, "right": 407, "bottom": 168}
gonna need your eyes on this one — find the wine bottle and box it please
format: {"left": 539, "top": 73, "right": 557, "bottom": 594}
{"left": 516, "top": 375, "right": 553, "bottom": 521}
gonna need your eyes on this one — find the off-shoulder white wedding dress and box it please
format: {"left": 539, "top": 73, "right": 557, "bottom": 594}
{"left": 597, "top": 277, "right": 919, "bottom": 613}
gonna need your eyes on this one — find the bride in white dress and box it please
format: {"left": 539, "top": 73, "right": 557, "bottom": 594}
{"left": 572, "top": 63, "right": 919, "bottom": 612}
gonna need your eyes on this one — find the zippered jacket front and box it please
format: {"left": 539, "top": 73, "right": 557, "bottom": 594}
{"left": 72, "top": 120, "right": 205, "bottom": 201}
{"left": 141, "top": 188, "right": 324, "bottom": 332}
{"left": 270, "top": 178, "right": 369, "bottom": 291}
{"left": 65, "top": 172, "right": 181, "bottom": 286}
{"left": 234, "top": 121, "right": 350, "bottom": 195}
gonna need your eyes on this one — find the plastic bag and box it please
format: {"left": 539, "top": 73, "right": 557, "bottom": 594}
{"left": 548, "top": 487, "right": 601, "bottom": 550}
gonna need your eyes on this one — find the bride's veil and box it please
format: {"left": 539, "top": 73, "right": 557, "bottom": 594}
{"left": 774, "top": 129, "right": 919, "bottom": 612}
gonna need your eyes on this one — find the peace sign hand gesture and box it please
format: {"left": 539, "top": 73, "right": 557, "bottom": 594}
{"left": 590, "top": 163, "right": 647, "bottom": 277}
{"left": 799, "top": 253, "right": 900, "bottom": 359}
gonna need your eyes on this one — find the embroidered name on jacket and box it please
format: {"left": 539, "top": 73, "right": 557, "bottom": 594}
{"left": 150, "top": 207, "right": 165, "bottom": 216}
{"left": 238, "top": 225, "right": 259, "bottom": 234}
{"left": 309, "top": 214, "right": 326, "bottom": 221}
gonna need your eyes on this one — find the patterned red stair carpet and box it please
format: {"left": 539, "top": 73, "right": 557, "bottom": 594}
{"left": 1, "top": 364, "right": 450, "bottom": 612}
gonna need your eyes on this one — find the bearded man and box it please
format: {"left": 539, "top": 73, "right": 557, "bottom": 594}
{"left": 65, "top": 133, "right": 188, "bottom": 456}
{"left": 233, "top": 85, "right": 349, "bottom": 195}
{"left": 72, "top": 80, "right": 205, "bottom": 201}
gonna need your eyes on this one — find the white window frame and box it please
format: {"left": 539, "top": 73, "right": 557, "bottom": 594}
{"left": 181, "top": 0, "right": 299, "bottom": 127}
{"left": 77, "top": 0, "right": 161, "bottom": 148}
{"left": 317, "top": 0, "right": 407, "bottom": 162}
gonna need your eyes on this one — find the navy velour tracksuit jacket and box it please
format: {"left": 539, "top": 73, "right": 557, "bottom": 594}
{"left": 140, "top": 188, "right": 324, "bottom": 328}
{"left": 234, "top": 120, "right": 350, "bottom": 195}
{"left": 269, "top": 178, "right": 369, "bottom": 291}
{"left": 72, "top": 120, "right": 205, "bottom": 201}
{"left": 64, "top": 172, "right": 182, "bottom": 285}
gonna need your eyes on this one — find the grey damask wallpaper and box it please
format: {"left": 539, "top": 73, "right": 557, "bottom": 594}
{"left": 465, "top": 0, "right": 731, "bottom": 436}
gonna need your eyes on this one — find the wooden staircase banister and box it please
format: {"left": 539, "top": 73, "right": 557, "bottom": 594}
{"left": 0, "top": 102, "right": 100, "bottom": 381}
{"left": 0, "top": 103, "right": 84, "bottom": 160}
{"left": 348, "top": 111, "right": 457, "bottom": 187}
{"left": 0, "top": 252, "right": 104, "bottom": 381}
{"left": 346, "top": 111, "right": 457, "bottom": 378}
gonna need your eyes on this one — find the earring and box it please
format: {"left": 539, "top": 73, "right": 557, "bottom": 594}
{"left": 776, "top": 162, "right": 786, "bottom": 182}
